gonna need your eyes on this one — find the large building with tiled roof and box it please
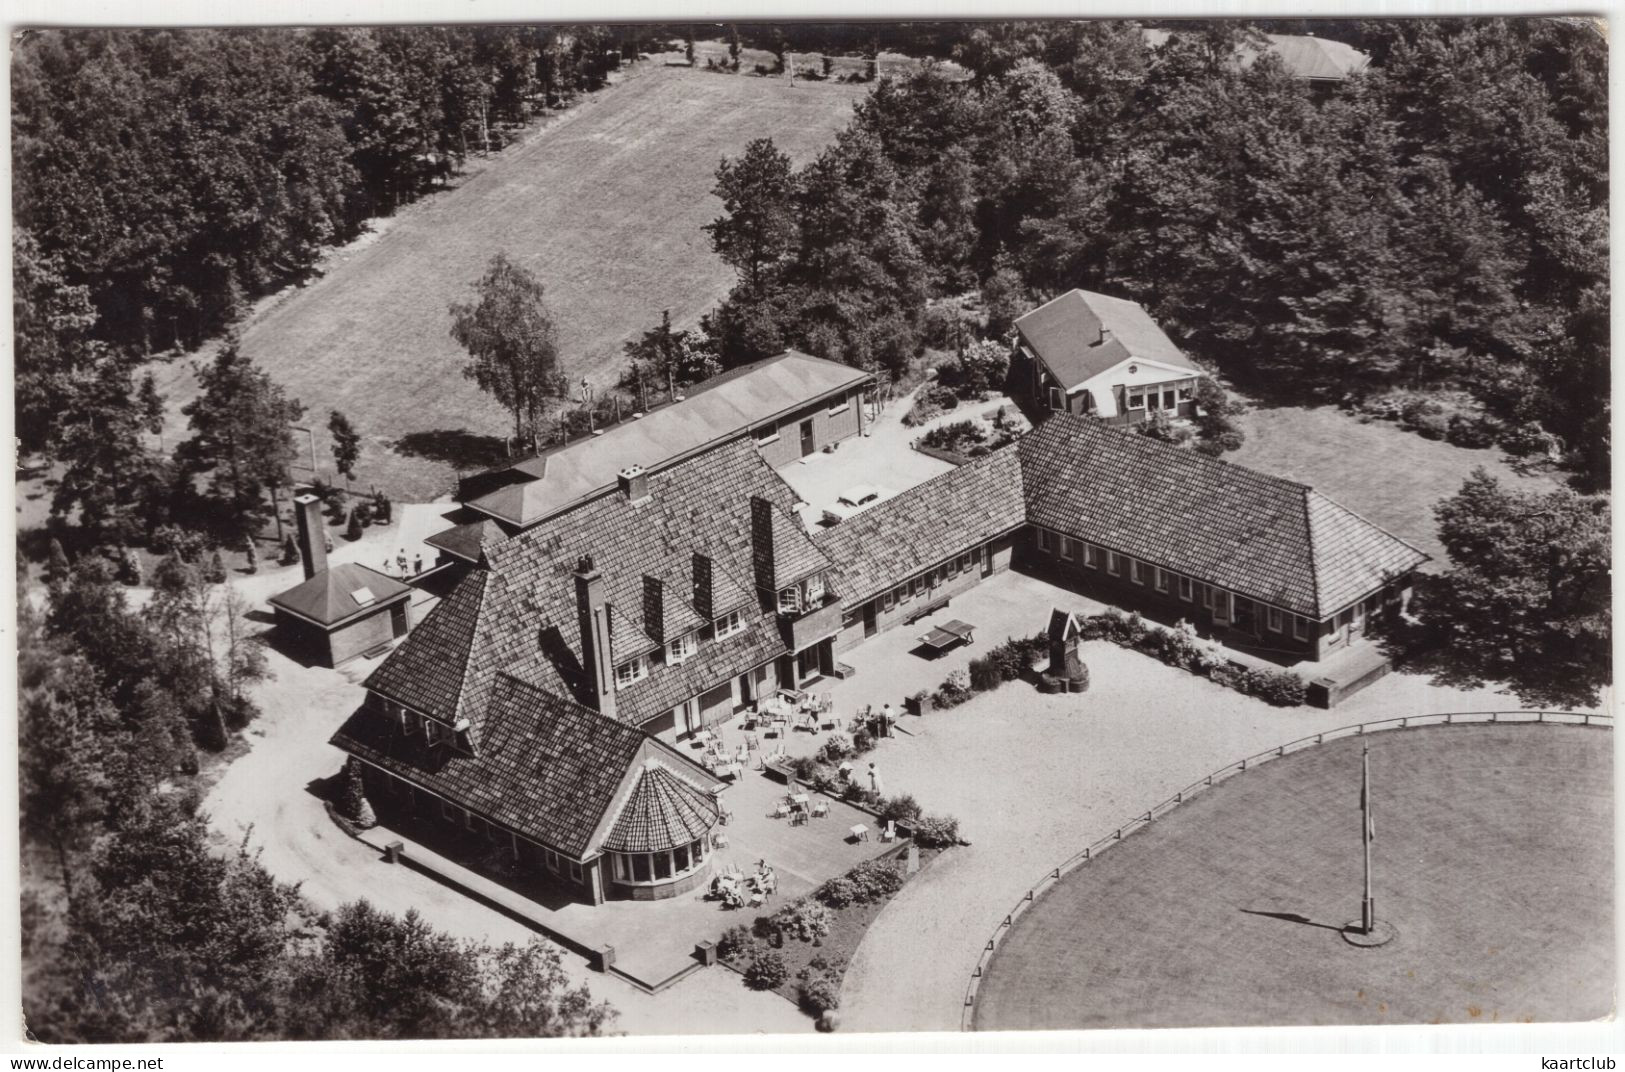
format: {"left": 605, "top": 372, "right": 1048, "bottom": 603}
{"left": 330, "top": 367, "right": 1425, "bottom": 908}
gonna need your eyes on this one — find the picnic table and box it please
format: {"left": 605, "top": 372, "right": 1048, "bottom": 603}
{"left": 917, "top": 618, "right": 976, "bottom": 653}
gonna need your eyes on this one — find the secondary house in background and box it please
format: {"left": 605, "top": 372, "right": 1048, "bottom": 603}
{"left": 1142, "top": 28, "right": 1374, "bottom": 86}
{"left": 1010, "top": 289, "right": 1206, "bottom": 423}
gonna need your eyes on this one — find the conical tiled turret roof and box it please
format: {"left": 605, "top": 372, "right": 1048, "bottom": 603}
{"left": 603, "top": 761, "right": 719, "bottom": 853}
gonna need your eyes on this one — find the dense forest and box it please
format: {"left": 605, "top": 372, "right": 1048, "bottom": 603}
{"left": 702, "top": 19, "right": 1609, "bottom": 491}
{"left": 21, "top": 555, "right": 616, "bottom": 1040}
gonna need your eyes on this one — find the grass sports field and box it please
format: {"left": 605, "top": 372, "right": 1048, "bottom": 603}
{"left": 150, "top": 64, "right": 866, "bottom": 500}
{"left": 973, "top": 723, "right": 1613, "bottom": 1031}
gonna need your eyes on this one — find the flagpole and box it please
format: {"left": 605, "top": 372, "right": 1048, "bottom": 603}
{"left": 1361, "top": 740, "right": 1374, "bottom": 935}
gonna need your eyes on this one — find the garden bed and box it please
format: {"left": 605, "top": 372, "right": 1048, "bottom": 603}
{"left": 717, "top": 846, "right": 942, "bottom": 1026}
{"left": 911, "top": 409, "right": 1024, "bottom": 464}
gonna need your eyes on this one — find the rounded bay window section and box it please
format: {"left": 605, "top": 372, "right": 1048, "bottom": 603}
{"left": 604, "top": 761, "right": 720, "bottom": 901}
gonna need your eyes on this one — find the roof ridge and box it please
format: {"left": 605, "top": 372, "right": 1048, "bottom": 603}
{"left": 1300, "top": 485, "right": 1323, "bottom": 618}
{"left": 1305, "top": 487, "right": 1432, "bottom": 561}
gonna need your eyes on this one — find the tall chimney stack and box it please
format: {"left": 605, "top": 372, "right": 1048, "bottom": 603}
{"left": 294, "top": 493, "right": 327, "bottom": 580}
{"left": 750, "top": 496, "right": 778, "bottom": 597}
{"left": 574, "top": 556, "right": 616, "bottom": 719}
{"left": 691, "top": 552, "right": 717, "bottom": 621}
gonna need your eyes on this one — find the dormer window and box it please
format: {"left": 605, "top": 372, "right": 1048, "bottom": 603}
{"left": 666, "top": 632, "right": 696, "bottom": 665}
{"left": 713, "top": 610, "right": 745, "bottom": 639}
{"left": 615, "top": 655, "right": 649, "bottom": 690}
{"left": 777, "top": 573, "right": 827, "bottom": 615}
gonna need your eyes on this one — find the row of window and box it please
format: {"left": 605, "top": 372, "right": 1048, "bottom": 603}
{"left": 614, "top": 609, "right": 748, "bottom": 690}
{"left": 608, "top": 839, "right": 709, "bottom": 885}
{"left": 868, "top": 548, "right": 981, "bottom": 616}
{"left": 1034, "top": 528, "right": 1311, "bottom": 641}
{"left": 777, "top": 572, "right": 827, "bottom": 616}
{"left": 751, "top": 396, "right": 852, "bottom": 447}
{"left": 372, "top": 766, "right": 589, "bottom": 885}
{"left": 383, "top": 700, "right": 473, "bottom": 751}
{"left": 1126, "top": 380, "right": 1197, "bottom": 413}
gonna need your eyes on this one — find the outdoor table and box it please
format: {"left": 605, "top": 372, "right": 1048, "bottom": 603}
{"left": 849, "top": 823, "right": 870, "bottom": 841}
{"left": 718, "top": 762, "right": 742, "bottom": 780}
{"left": 918, "top": 618, "right": 976, "bottom": 653}
{"left": 790, "top": 793, "right": 810, "bottom": 808}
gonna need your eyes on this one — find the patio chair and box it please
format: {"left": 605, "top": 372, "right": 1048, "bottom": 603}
{"left": 746, "top": 734, "right": 760, "bottom": 750}
{"left": 881, "top": 821, "right": 897, "bottom": 842}
{"left": 713, "top": 832, "right": 730, "bottom": 849}
{"left": 773, "top": 801, "right": 791, "bottom": 819}
{"left": 791, "top": 808, "right": 808, "bottom": 827}
{"left": 718, "top": 807, "right": 734, "bottom": 826}
{"left": 811, "top": 800, "right": 830, "bottom": 818}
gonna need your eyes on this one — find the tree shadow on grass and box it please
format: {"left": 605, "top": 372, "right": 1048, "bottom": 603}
{"left": 391, "top": 429, "right": 510, "bottom": 474}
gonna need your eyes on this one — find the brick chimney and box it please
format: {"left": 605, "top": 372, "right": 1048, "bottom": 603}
{"left": 749, "top": 497, "right": 777, "bottom": 596}
{"left": 574, "top": 556, "right": 616, "bottom": 719}
{"left": 691, "top": 552, "right": 718, "bottom": 621}
{"left": 641, "top": 574, "right": 668, "bottom": 645}
{"left": 617, "top": 464, "right": 650, "bottom": 505}
{"left": 294, "top": 493, "right": 327, "bottom": 580}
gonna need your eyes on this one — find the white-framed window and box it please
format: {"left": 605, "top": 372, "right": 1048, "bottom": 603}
{"left": 1036, "top": 528, "right": 1052, "bottom": 552}
{"left": 753, "top": 423, "right": 779, "bottom": 445}
{"left": 1083, "top": 543, "right": 1099, "bottom": 568}
{"left": 615, "top": 655, "right": 648, "bottom": 690}
{"left": 713, "top": 610, "right": 744, "bottom": 639}
{"left": 1154, "top": 567, "right": 1169, "bottom": 593}
{"left": 666, "top": 632, "right": 697, "bottom": 664}
{"left": 441, "top": 799, "right": 458, "bottom": 823}
{"left": 1178, "top": 382, "right": 1195, "bottom": 402}
{"left": 960, "top": 552, "right": 973, "bottom": 572}
{"left": 1293, "top": 616, "right": 1309, "bottom": 640}
{"left": 1058, "top": 536, "right": 1074, "bottom": 561}
{"left": 1267, "top": 607, "right": 1284, "bottom": 633}
{"left": 828, "top": 393, "right": 847, "bottom": 416}
{"left": 398, "top": 705, "right": 412, "bottom": 735}
{"left": 425, "top": 718, "right": 444, "bottom": 746}
{"left": 1178, "top": 576, "right": 1194, "bottom": 602}
{"left": 1128, "top": 390, "right": 1146, "bottom": 410}
{"left": 1107, "top": 551, "right": 1122, "bottom": 576}
{"left": 778, "top": 587, "right": 801, "bottom": 614}
{"left": 882, "top": 590, "right": 896, "bottom": 611}
{"left": 569, "top": 860, "right": 583, "bottom": 883}
{"left": 1130, "top": 559, "right": 1146, "bottom": 585}
{"left": 911, "top": 577, "right": 925, "bottom": 597}
{"left": 803, "top": 573, "right": 826, "bottom": 605}
{"left": 1048, "top": 387, "right": 1064, "bottom": 411}
{"left": 897, "top": 583, "right": 912, "bottom": 604}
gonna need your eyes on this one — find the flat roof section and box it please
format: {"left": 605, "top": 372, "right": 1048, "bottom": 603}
{"left": 470, "top": 351, "right": 873, "bottom": 528}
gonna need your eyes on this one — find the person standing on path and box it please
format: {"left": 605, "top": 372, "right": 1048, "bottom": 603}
{"left": 396, "top": 548, "right": 409, "bottom": 576}
{"left": 868, "top": 763, "right": 883, "bottom": 797}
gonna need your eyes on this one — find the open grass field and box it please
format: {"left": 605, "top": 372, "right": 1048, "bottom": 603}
{"left": 1231, "top": 402, "right": 1560, "bottom": 569}
{"left": 148, "top": 64, "right": 867, "bottom": 501}
{"left": 972, "top": 723, "right": 1613, "bottom": 1031}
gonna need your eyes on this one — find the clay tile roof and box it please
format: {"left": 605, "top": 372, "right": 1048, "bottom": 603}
{"left": 603, "top": 761, "right": 720, "bottom": 853}
{"left": 1018, "top": 414, "right": 1426, "bottom": 618}
{"left": 364, "top": 569, "right": 489, "bottom": 721}
{"left": 1015, "top": 289, "right": 1197, "bottom": 391}
{"left": 269, "top": 563, "right": 411, "bottom": 627}
{"left": 813, "top": 446, "right": 1027, "bottom": 603}
{"left": 425, "top": 518, "right": 510, "bottom": 563}
{"left": 332, "top": 672, "right": 650, "bottom": 858}
{"left": 609, "top": 604, "right": 660, "bottom": 662}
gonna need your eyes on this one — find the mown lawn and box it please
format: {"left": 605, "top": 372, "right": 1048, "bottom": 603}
{"left": 148, "top": 63, "right": 867, "bottom": 501}
{"left": 1230, "top": 402, "right": 1561, "bottom": 568}
{"left": 974, "top": 723, "right": 1613, "bottom": 1031}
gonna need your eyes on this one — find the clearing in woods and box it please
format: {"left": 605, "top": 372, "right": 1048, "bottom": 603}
{"left": 149, "top": 64, "right": 867, "bottom": 500}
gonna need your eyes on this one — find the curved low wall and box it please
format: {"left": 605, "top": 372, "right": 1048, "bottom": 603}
{"left": 959, "top": 709, "right": 1610, "bottom": 1031}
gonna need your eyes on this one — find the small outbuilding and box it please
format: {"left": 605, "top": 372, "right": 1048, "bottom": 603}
{"left": 269, "top": 494, "right": 413, "bottom": 668}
